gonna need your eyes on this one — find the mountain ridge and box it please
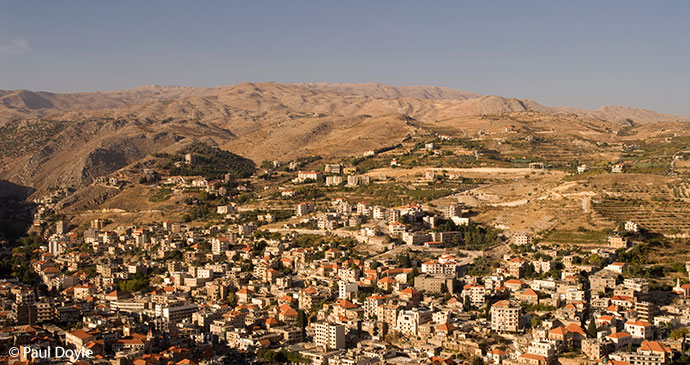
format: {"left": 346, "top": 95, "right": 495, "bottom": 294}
{"left": 1, "top": 82, "right": 688, "bottom": 126}
{"left": 1, "top": 81, "right": 689, "bottom": 200}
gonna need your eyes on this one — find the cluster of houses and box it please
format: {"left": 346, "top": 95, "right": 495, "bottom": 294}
{"left": 3, "top": 160, "right": 689, "bottom": 365}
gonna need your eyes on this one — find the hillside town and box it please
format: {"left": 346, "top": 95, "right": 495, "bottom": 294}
{"left": 2, "top": 154, "right": 690, "bottom": 365}
{"left": 2, "top": 1, "right": 690, "bottom": 364}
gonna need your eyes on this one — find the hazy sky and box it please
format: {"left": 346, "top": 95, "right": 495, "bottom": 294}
{"left": 1, "top": 1, "right": 688, "bottom": 114}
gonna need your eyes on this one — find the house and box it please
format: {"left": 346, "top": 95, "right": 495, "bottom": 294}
{"left": 377, "top": 277, "right": 396, "bottom": 291}
{"left": 604, "top": 262, "right": 626, "bottom": 274}
{"left": 507, "top": 258, "right": 528, "bottom": 278}
{"left": 487, "top": 348, "right": 509, "bottom": 364}
{"left": 505, "top": 279, "right": 524, "bottom": 292}
{"left": 388, "top": 222, "right": 406, "bottom": 236}
{"left": 606, "top": 331, "right": 633, "bottom": 350}
{"left": 611, "top": 163, "right": 625, "bottom": 173}
{"left": 435, "top": 323, "right": 457, "bottom": 338}
{"left": 624, "top": 320, "right": 654, "bottom": 343}
{"left": 512, "top": 233, "right": 533, "bottom": 246}
{"left": 296, "top": 202, "right": 315, "bottom": 216}
{"left": 65, "top": 329, "right": 95, "bottom": 349}
{"left": 517, "top": 288, "right": 539, "bottom": 304}
{"left": 672, "top": 279, "right": 690, "bottom": 297}
{"left": 637, "top": 340, "right": 673, "bottom": 364}
{"left": 236, "top": 288, "right": 253, "bottom": 303}
{"left": 624, "top": 221, "right": 640, "bottom": 233}
{"left": 517, "top": 353, "right": 550, "bottom": 365}
{"left": 297, "top": 171, "right": 321, "bottom": 182}
{"left": 278, "top": 304, "right": 298, "bottom": 323}
{"left": 399, "top": 287, "right": 422, "bottom": 302}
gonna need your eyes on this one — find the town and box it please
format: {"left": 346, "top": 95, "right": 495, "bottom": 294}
{"left": 2, "top": 132, "right": 690, "bottom": 365}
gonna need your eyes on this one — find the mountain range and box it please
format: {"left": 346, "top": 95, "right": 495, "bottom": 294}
{"left": 0, "top": 82, "right": 688, "bottom": 197}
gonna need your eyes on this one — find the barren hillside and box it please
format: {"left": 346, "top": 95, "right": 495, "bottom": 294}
{"left": 0, "top": 82, "right": 688, "bottom": 199}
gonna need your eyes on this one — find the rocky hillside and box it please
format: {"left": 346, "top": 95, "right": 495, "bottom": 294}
{"left": 0, "top": 82, "right": 688, "bottom": 198}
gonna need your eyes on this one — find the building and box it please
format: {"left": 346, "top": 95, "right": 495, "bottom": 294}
{"left": 517, "top": 353, "right": 549, "bottom": 365}
{"left": 636, "top": 340, "right": 673, "bottom": 364}
{"left": 312, "top": 322, "right": 346, "bottom": 350}
{"left": 157, "top": 302, "right": 198, "bottom": 326}
{"left": 388, "top": 222, "right": 406, "bottom": 236}
{"left": 324, "top": 164, "right": 343, "bottom": 174}
{"left": 297, "top": 202, "right": 315, "bottom": 216}
{"left": 582, "top": 339, "right": 614, "bottom": 360}
{"left": 624, "top": 320, "right": 654, "bottom": 343}
{"left": 415, "top": 275, "right": 456, "bottom": 296}
{"left": 338, "top": 281, "right": 358, "bottom": 301}
{"left": 238, "top": 222, "right": 257, "bottom": 237}
{"left": 402, "top": 231, "right": 432, "bottom": 246}
{"left": 491, "top": 300, "right": 520, "bottom": 332}
{"left": 462, "top": 283, "right": 486, "bottom": 307}
{"left": 442, "top": 204, "right": 464, "bottom": 219}
{"left": 325, "top": 175, "right": 343, "bottom": 186}
{"left": 590, "top": 274, "right": 617, "bottom": 293}
{"left": 625, "top": 221, "right": 640, "bottom": 233}
{"left": 421, "top": 259, "right": 465, "bottom": 278}
{"left": 65, "top": 329, "right": 95, "bottom": 349}
{"left": 55, "top": 220, "right": 68, "bottom": 234}
{"left": 604, "top": 262, "right": 626, "bottom": 274}
{"left": 609, "top": 236, "right": 628, "bottom": 249}
{"left": 211, "top": 237, "right": 229, "bottom": 254}
{"left": 606, "top": 331, "right": 633, "bottom": 350}
{"left": 297, "top": 171, "right": 321, "bottom": 182}
{"left": 34, "top": 302, "right": 54, "bottom": 323}
{"left": 508, "top": 257, "right": 528, "bottom": 278}
{"left": 396, "top": 308, "right": 432, "bottom": 336}
{"left": 512, "top": 233, "right": 533, "bottom": 246}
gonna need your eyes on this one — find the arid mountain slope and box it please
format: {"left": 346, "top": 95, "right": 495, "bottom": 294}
{"left": 2, "top": 82, "right": 688, "bottom": 126}
{"left": 0, "top": 82, "right": 688, "bottom": 198}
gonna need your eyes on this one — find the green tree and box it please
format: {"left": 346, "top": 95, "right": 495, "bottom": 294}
{"left": 296, "top": 310, "right": 308, "bottom": 329}
{"left": 587, "top": 319, "right": 597, "bottom": 338}
{"left": 671, "top": 327, "right": 688, "bottom": 340}
{"left": 471, "top": 357, "right": 485, "bottom": 365}
{"left": 227, "top": 292, "right": 238, "bottom": 307}
{"left": 531, "top": 316, "right": 540, "bottom": 328}
{"left": 396, "top": 252, "right": 411, "bottom": 268}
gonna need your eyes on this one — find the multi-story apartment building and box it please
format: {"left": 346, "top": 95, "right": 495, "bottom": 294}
{"left": 396, "top": 308, "right": 432, "bottom": 336}
{"left": 491, "top": 300, "right": 520, "bottom": 332}
{"left": 462, "top": 283, "right": 486, "bottom": 307}
{"left": 312, "top": 322, "right": 345, "bottom": 350}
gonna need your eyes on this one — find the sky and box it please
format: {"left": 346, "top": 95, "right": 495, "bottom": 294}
{"left": 0, "top": 1, "right": 689, "bottom": 114}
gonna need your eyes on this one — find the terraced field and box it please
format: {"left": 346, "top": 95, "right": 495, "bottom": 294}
{"left": 670, "top": 181, "right": 690, "bottom": 199}
{"left": 592, "top": 197, "right": 690, "bottom": 234}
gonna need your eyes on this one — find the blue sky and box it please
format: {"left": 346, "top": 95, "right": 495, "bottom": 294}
{"left": 1, "top": 1, "right": 688, "bottom": 114}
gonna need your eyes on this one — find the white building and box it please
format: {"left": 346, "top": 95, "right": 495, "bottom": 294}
{"left": 297, "top": 171, "right": 321, "bottom": 182}
{"left": 490, "top": 300, "right": 519, "bottom": 332}
{"left": 325, "top": 175, "right": 343, "bottom": 186}
{"left": 511, "top": 233, "right": 533, "bottom": 246}
{"left": 388, "top": 222, "right": 406, "bottom": 236}
{"left": 396, "top": 308, "right": 432, "bottom": 336}
{"left": 625, "top": 221, "right": 640, "bottom": 233}
{"left": 312, "top": 322, "right": 346, "bottom": 350}
{"left": 338, "top": 281, "right": 358, "bottom": 301}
